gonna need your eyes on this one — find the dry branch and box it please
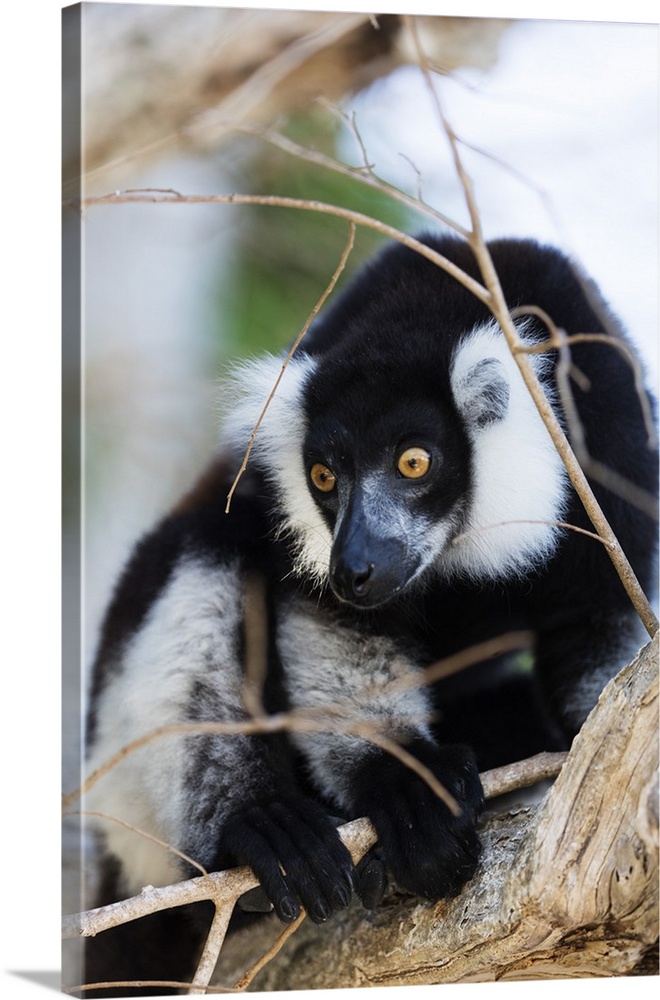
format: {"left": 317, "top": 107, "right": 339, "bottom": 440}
{"left": 67, "top": 7, "right": 509, "bottom": 190}
{"left": 66, "top": 630, "right": 536, "bottom": 818}
{"left": 63, "top": 753, "right": 567, "bottom": 943}
{"left": 225, "top": 221, "right": 356, "bottom": 513}
{"left": 79, "top": 190, "right": 492, "bottom": 306}
{"left": 404, "top": 16, "right": 658, "bottom": 638}
{"left": 510, "top": 306, "right": 658, "bottom": 518}
{"left": 223, "top": 121, "right": 467, "bottom": 237}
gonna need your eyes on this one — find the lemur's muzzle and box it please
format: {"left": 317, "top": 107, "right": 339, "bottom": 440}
{"left": 329, "top": 494, "right": 419, "bottom": 608}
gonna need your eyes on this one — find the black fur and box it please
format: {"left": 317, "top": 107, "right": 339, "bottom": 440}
{"left": 83, "top": 235, "right": 658, "bottom": 994}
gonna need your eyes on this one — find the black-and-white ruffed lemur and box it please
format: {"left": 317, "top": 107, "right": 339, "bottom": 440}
{"left": 83, "top": 234, "right": 658, "bottom": 994}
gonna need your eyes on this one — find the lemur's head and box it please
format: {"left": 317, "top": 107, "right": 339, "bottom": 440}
{"left": 299, "top": 338, "right": 478, "bottom": 607}
{"left": 226, "top": 243, "right": 567, "bottom": 609}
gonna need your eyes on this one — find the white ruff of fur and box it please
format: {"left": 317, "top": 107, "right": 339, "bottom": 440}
{"left": 444, "top": 320, "right": 570, "bottom": 581}
{"left": 278, "top": 600, "right": 433, "bottom": 810}
{"left": 222, "top": 352, "right": 332, "bottom": 585}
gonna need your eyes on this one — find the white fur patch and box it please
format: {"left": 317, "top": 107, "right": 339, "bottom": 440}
{"left": 443, "top": 321, "right": 569, "bottom": 581}
{"left": 277, "top": 600, "right": 433, "bottom": 810}
{"left": 85, "top": 556, "right": 246, "bottom": 894}
{"left": 222, "top": 352, "right": 333, "bottom": 585}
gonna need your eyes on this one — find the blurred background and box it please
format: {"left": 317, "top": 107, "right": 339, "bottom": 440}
{"left": 61, "top": 2, "right": 659, "bottom": 975}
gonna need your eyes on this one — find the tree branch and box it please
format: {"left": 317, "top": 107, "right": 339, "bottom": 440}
{"left": 62, "top": 751, "right": 567, "bottom": 943}
{"left": 403, "top": 16, "right": 658, "bottom": 638}
{"left": 77, "top": 189, "right": 491, "bottom": 306}
{"left": 224, "top": 221, "right": 356, "bottom": 513}
{"left": 210, "top": 639, "right": 659, "bottom": 990}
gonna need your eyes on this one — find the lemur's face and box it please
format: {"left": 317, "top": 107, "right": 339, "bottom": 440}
{"left": 302, "top": 397, "right": 471, "bottom": 608}
{"left": 293, "top": 320, "right": 566, "bottom": 606}
{"left": 229, "top": 321, "right": 567, "bottom": 603}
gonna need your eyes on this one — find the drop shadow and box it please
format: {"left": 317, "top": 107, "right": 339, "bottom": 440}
{"left": 8, "top": 971, "right": 62, "bottom": 993}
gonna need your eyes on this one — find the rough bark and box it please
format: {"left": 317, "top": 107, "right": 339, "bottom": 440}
{"left": 211, "top": 636, "right": 659, "bottom": 988}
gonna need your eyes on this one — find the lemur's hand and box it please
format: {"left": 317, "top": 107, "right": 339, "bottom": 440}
{"left": 222, "top": 796, "right": 356, "bottom": 923}
{"left": 349, "top": 742, "right": 483, "bottom": 900}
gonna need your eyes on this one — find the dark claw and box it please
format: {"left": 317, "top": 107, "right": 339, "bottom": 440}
{"left": 218, "top": 796, "right": 356, "bottom": 925}
{"left": 278, "top": 894, "right": 301, "bottom": 922}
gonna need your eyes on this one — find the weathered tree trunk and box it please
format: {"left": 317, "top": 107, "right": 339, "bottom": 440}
{"left": 212, "top": 636, "right": 658, "bottom": 988}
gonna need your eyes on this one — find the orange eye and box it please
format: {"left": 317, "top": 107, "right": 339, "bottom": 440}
{"left": 310, "top": 463, "right": 337, "bottom": 493}
{"left": 397, "top": 446, "right": 431, "bottom": 479}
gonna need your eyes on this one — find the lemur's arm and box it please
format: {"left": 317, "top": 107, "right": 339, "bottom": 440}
{"left": 86, "top": 547, "right": 355, "bottom": 925}
{"left": 277, "top": 601, "right": 484, "bottom": 899}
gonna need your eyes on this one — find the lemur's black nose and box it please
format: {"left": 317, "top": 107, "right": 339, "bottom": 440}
{"left": 330, "top": 558, "right": 375, "bottom": 603}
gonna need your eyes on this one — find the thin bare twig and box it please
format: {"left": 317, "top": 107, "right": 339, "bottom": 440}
{"left": 494, "top": 271, "right": 657, "bottom": 635}
{"left": 233, "top": 912, "right": 307, "bottom": 991}
{"left": 511, "top": 305, "right": 658, "bottom": 517}
{"left": 510, "top": 260, "right": 657, "bottom": 440}
{"left": 316, "top": 99, "right": 377, "bottom": 177}
{"left": 225, "top": 221, "right": 356, "bottom": 513}
{"left": 227, "top": 119, "right": 467, "bottom": 236}
{"left": 398, "top": 151, "right": 425, "bottom": 203}
{"left": 405, "top": 17, "right": 484, "bottom": 245}
{"left": 80, "top": 189, "right": 490, "bottom": 305}
{"left": 386, "top": 631, "right": 535, "bottom": 693}
{"left": 364, "top": 731, "right": 459, "bottom": 815}
{"left": 69, "top": 628, "right": 537, "bottom": 814}
{"left": 68, "top": 710, "right": 440, "bottom": 812}
{"left": 240, "top": 573, "right": 270, "bottom": 718}
{"left": 480, "top": 750, "right": 568, "bottom": 800}
{"left": 404, "top": 15, "right": 658, "bottom": 638}
{"left": 66, "top": 978, "right": 232, "bottom": 994}
{"left": 72, "top": 810, "right": 208, "bottom": 876}
{"left": 188, "top": 903, "right": 237, "bottom": 995}
{"left": 450, "top": 519, "right": 617, "bottom": 552}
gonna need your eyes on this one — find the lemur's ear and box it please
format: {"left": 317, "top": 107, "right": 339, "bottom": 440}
{"left": 453, "top": 356, "right": 510, "bottom": 428}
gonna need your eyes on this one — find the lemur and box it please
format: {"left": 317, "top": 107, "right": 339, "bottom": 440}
{"left": 83, "top": 234, "right": 658, "bottom": 995}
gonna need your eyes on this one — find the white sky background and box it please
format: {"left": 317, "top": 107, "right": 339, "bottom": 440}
{"left": 1, "top": 2, "right": 658, "bottom": 997}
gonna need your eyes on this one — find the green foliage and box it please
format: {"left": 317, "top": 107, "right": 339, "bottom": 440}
{"left": 215, "top": 110, "right": 414, "bottom": 362}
